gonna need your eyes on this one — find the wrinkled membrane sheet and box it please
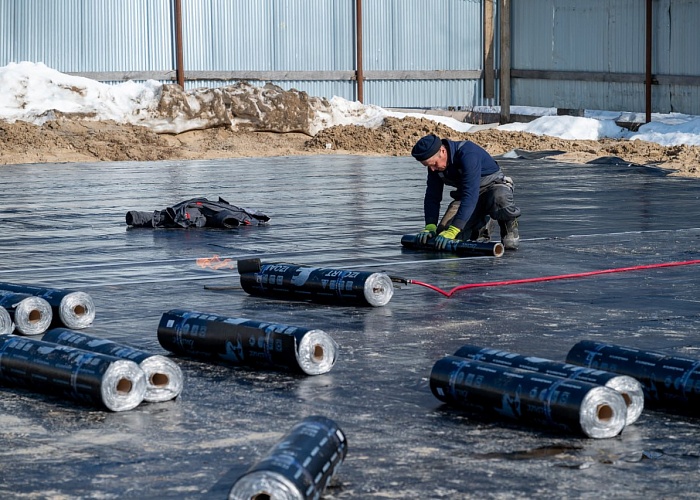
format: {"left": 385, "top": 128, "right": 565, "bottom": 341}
{"left": 0, "top": 155, "right": 699, "bottom": 498}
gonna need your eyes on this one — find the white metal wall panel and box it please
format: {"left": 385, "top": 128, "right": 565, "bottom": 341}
{"left": 364, "top": 79, "right": 495, "bottom": 109}
{"left": 512, "top": 80, "right": 647, "bottom": 113}
{"left": 363, "top": 0, "right": 482, "bottom": 71}
{"left": 182, "top": 0, "right": 354, "bottom": 71}
{"left": 512, "top": 0, "right": 645, "bottom": 72}
{"left": 1, "top": 0, "right": 699, "bottom": 114}
{"left": 656, "top": 0, "right": 700, "bottom": 114}
{"left": 6, "top": 0, "right": 86, "bottom": 69}
{"left": 361, "top": 0, "right": 487, "bottom": 107}
{"left": 0, "top": 0, "right": 173, "bottom": 72}
{"left": 81, "top": 0, "right": 173, "bottom": 71}
{"left": 508, "top": 0, "right": 700, "bottom": 115}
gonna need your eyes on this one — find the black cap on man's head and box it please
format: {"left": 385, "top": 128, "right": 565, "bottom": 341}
{"left": 411, "top": 134, "right": 442, "bottom": 161}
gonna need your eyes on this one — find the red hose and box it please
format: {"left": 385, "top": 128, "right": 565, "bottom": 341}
{"left": 409, "top": 259, "right": 700, "bottom": 298}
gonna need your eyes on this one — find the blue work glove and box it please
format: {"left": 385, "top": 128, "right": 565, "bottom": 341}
{"left": 416, "top": 224, "right": 437, "bottom": 244}
{"left": 433, "top": 225, "right": 460, "bottom": 250}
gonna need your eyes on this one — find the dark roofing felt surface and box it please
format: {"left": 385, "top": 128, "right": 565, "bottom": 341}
{"left": 0, "top": 154, "right": 699, "bottom": 498}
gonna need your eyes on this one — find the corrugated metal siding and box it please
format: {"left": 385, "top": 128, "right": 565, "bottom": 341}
{"left": 361, "top": 0, "right": 489, "bottom": 108}
{"left": 511, "top": 0, "right": 647, "bottom": 110}
{"left": 656, "top": 0, "right": 700, "bottom": 114}
{"left": 1, "top": 0, "right": 699, "bottom": 114}
{"left": 512, "top": 0, "right": 646, "bottom": 72}
{"left": 181, "top": 0, "right": 356, "bottom": 99}
{"left": 512, "top": 80, "right": 648, "bottom": 113}
{"left": 179, "top": 0, "right": 490, "bottom": 107}
{"left": 510, "top": 0, "right": 700, "bottom": 115}
{"left": 362, "top": 0, "right": 482, "bottom": 71}
{"left": 1, "top": 0, "right": 172, "bottom": 72}
{"left": 656, "top": 0, "right": 700, "bottom": 76}
{"left": 365, "top": 80, "right": 492, "bottom": 109}
{"left": 186, "top": 0, "right": 356, "bottom": 72}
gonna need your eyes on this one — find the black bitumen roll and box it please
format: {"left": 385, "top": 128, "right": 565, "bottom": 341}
{"left": 0, "top": 291, "right": 53, "bottom": 336}
{"left": 566, "top": 340, "right": 700, "bottom": 415}
{"left": 42, "top": 328, "right": 183, "bottom": 403}
{"left": 238, "top": 261, "right": 394, "bottom": 306}
{"left": 0, "top": 334, "right": 146, "bottom": 411}
{"left": 228, "top": 415, "right": 347, "bottom": 500}
{"left": 453, "top": 344, "right": 644, "bottom": 425}
{"left": 157, "top": 309, "right": 338, "bottom": 375}
{"left": 0, "top": 282, "right": 95, "bottom": 330}
{"left": 0, "top": 306, "right": 13, "bottom": 334}
{"left": 400, "top": 234, "right": 504, "bottom": 257}
{"left": 430, "top": 355, "right": 627, "bottom": 438}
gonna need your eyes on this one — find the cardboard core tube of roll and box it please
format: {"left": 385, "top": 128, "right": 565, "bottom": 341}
{"left": 116, "top": 378, "right": 133, "bottom": 394}
{"left": 597, "top": 404, "right": 614, "bottom": 421}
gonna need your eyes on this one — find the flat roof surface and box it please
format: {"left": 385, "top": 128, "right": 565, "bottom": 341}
{"left": 1, "top": 154, "right": 699, "bottom": 499}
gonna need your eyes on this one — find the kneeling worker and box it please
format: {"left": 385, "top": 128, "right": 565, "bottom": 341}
{"left": 411, "top": 133, "right": 521, "bottom": 250}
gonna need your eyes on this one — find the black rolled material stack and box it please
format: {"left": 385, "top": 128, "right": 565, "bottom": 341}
{"left": 228, "top": 415, "right": 347, "bottom": 500}
{"left": 566, "top": 340, "right": 700, "bottom": 415}
{"left": 0, "top": 306, "right": 13, "bottom": 334}
{"left": 42, "top": 328, "right": 184, "bottom": 403}
{"left": 0, "top": 282, "right": 95, "bottom": 329}
{"left": 453, "top": 344, "right": 644, "bottom": 425}
{"left": 430, "top": 355, "right": 628, "bottom": 439}
{"left": 400, "top": 234, "right": 505, "bottom": 257}
{"left": 237, "top": 259, "right": 394, "bottom": 307}
{"left": 0, "top": 291, "right": 53, "bottom": 336}
{"left": 0, "top": 334, "right": 146, "bottom": 411}
{"left": 157, "top": 309, "right": 338, "bottom": 375}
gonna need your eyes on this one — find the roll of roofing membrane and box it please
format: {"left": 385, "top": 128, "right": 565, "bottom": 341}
{"left": 228, "top": 415, "right": 347, "bottom": 500}
{"left": 566, "top": 340, "right": 700, "bottom": 415}
{"left": 0, "top": 291, "right": 52, "bottom": 336}
{"left": 42, "top": 328, "right": 183, "bottom": 403}
{"left": 237, "top": 260, "right": 394, "bottom": 307}
{"left": 0, "top": 334, "right": 146, "bottom": 411}
{"left": 0, "top": 283, "right": 95, "bottom": 330}
{"left": 0, "top": 306, "right": 13, "bottom": 334}
{"left": 430, "top": 355, "right": 627, "bottom": 439}
{"left": 453, "top": 344, "right": 644, "bottom": 426}
{"left": 400, "top": 234, "right": 505, "bottom": 257}
{"left": 157, "top": 309, "right": 338, "bottom": 375}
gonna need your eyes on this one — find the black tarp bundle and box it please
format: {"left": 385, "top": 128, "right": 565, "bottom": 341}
{"left": 125, "top": 197, "right": 270, "bottom": 229}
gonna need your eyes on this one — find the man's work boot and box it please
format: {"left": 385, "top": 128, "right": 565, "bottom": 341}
{"left": 477, "top": 217, "right": 499, "bottom": 242}
{"left": 468, "top": 217, "right": 493, "bottom": 242}
{"left": 499, "top": 219, "right": 520, "bottom": 250}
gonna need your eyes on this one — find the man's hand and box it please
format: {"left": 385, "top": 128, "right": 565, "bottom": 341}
{"left": 434, "top": 225, "right": 460, "bottom": 249}
{"left": 416, "top": 224, "right": 437, "bottom": 244}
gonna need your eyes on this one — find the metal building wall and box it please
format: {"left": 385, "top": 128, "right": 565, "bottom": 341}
{"left": 0, "top": 0, "right": 173, "bottom": 72}
{"left": 179, "top": 0, "right": 491, "bottom": 108}
{"left": 655, "top": 0, "right": 700, "bottom": 114}
{"left": 510, "top": 0, "right": 700, "bottom": 115}
{"left": 180, "top": 0, "right": 358, "bottom": 100}
{"left": 0, "top": 0, "right": 490, "bottom": 109}
{"left": 2, "top": 0, "right": 698, "bottom": 114}
{"left": 360, "top": 0, "right": 491, "bottom": 108}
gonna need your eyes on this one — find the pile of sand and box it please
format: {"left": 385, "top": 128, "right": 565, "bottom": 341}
{"left": 1, "top": 116, "right": 698, "bottom": 178}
